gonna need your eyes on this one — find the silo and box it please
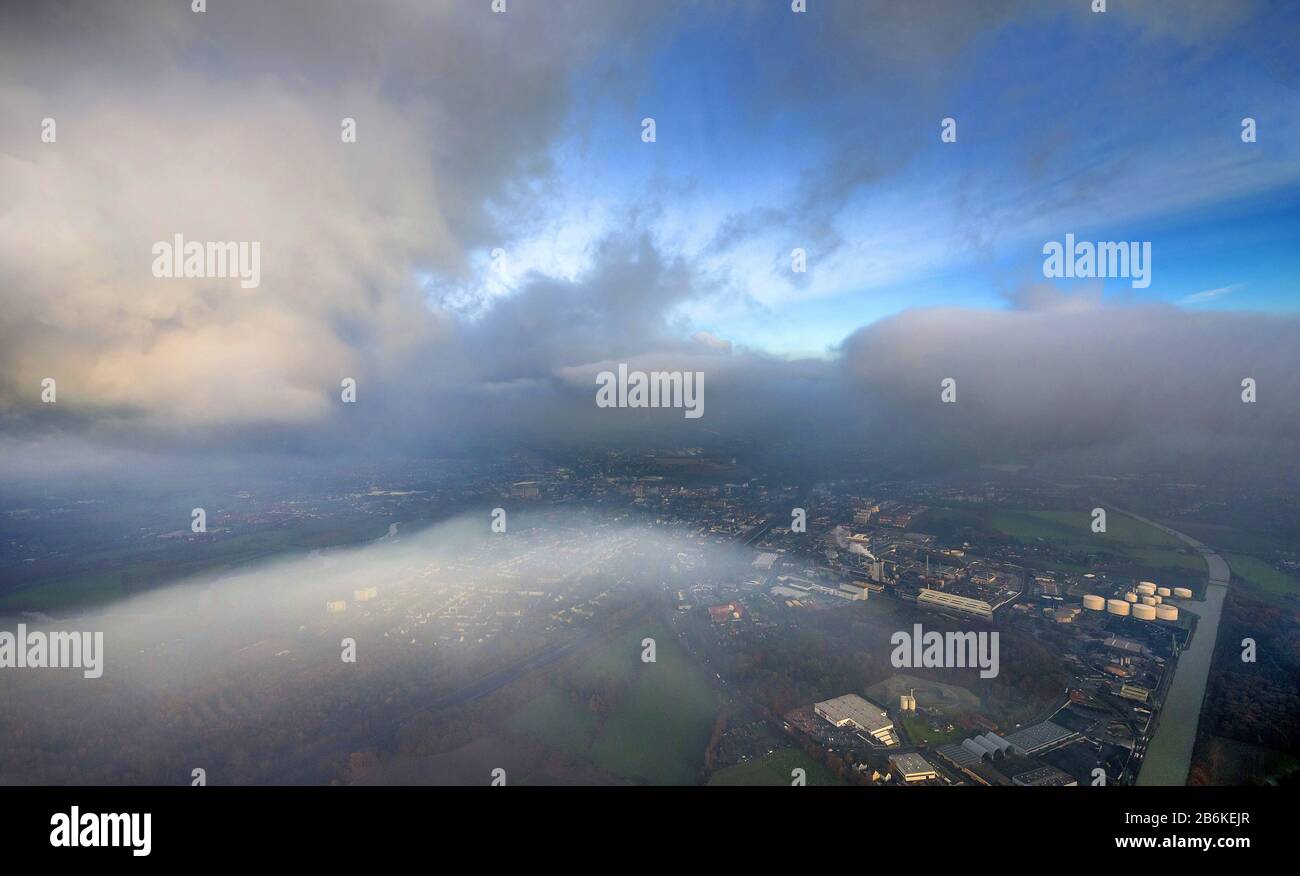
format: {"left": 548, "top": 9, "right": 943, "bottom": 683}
{"left": 1132, "top": 603, "right": 1157, "bottom": 621}
{"left": 1156, "top": 605, "right": 1179, "bottom": 621}
{"left": 1174, "top": 587, "right": 1193, "bottom": 599}
{"left": 1124, "top": 592, "right": 1138, "bottom": 603}
{"left": 1107, "top": 599, "right": 1131, "bottom": 616}
{"left": 1137, "top": 582, "right": 1157, "bottom": 595}
{"left": 1082, "top": 594, "right": 1105, "bottom": 611}
{"left": 1157, "top": 587, "right": 1171, "bottom": 597}
{"left": 1141, "top": 595, "right": 1158, "bottom": 606}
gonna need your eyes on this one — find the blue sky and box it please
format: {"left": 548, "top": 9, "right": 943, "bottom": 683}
{"left": 482, "top": 1, "right": 1299, "bottom": 357}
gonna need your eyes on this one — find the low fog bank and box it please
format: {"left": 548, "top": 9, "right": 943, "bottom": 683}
{"left": 0, "top": 510, "right": 752, "bottom": 784}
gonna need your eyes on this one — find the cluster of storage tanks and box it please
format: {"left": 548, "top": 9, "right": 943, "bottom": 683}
{"left": 1081, "top": 580, "right": 1190, "bottom": 623}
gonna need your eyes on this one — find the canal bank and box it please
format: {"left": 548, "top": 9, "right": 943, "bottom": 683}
{"left": 1106, "top": 508, "right": 1231, "bottom": 786}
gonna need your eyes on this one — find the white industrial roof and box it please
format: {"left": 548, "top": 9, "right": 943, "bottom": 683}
{"left": 815, "top": 694, "right": 893, "bottom": 734}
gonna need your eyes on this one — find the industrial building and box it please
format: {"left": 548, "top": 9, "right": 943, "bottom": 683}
{"left": 708, "top": 602, "right": 742, "bottom": 623}
{"left": 1003, "top": 721, "right": 1077, "bottom": 756}
{"left": 814, "top": 694, "right": 899, "bottom": 746}
{"left": 1104, "top": 636, "right": 1144, "bottom": 655}
{"left": 1120, "top": 683, "right": 1151, "bottom": 703}
{"left": 961, "top": 732, "right": 1013, "bottom": 761}
{"left": 889, "top": 752, "right": 939, "bottom": 782}
{"left": 916, "top": 588, "right": 993, "bottom": 620}
{"left": 1012, "top": 765, "right": 1078, "bottom": 787}
{"left": 834, "top": 583, "right": 868, "bottom": 601}
{"left": 936, "top": 742, "right": 983, "bottom": 771}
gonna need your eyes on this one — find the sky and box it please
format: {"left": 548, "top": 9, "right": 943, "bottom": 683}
{"left": 0, "top": 0, "right": 1296, "bottom": 473}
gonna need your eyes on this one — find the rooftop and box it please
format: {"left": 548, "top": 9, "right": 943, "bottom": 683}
{"left": 814, "top": 694, "right": 893, "bottom": 734}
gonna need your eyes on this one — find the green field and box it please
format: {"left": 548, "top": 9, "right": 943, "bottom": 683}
{"left": 900, "top": 714, "right": 965, "bottom": 746}
{"left": 707, "top": 748, "right": 846, "bottom": 786}
{"left": 505, "top": 689, "right": 598, "bottom": 758}
{"left": 1225, "top": 554, "right": 1300, "bottom": 599}
{"left": 920, "top": 506, "right": 1206, "bottom": 584}
{"left": 509, "top": 623, "right": 718, "bottom": 785}
{"left": 983, "top": 509, "right": 1182, "bottom": 549}
{"left": 574, "top": 628, "right": 643, "bottom": 686}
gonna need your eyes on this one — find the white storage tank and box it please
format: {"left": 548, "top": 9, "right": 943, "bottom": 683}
{"left": 1107, "top": 599, "right": 1131, "bottom": 616}
{"left": 1136, "top": 582, "right": 1157, "bottom": 596}
{"left": 1124, "top": 592, "right": 1138, "bottom": 603}
{"left": 1132, "top": 603, "right": 1157, "bottom": 621}
{"left": 1157, "top": 587, "right": 1171, "bottom": 597}
{"left": 1174, "top": 587, "right": 1193, "bottom": 599}
{"left": 1141, "top": 595, "right": 1158, "bottom": 606}
{"left": 1082, "top": 594, "right": 1106, "bottom": 611}
{"left": 1156, "top": 604, "right": 1179, "bottom": 621}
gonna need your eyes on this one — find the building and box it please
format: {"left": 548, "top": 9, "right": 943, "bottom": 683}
{"left": 511, "top": 481, "right": 540, "bottom": 499}
{"left": 835, "top": 583, "right": 868, "bottom": 601}
{"left": 1119, "top": 683, "right": 1151, "bottom": 703}
{"left": 889, "top": 752, "right": 938, "bottom": 782}
{"left": 708, "top": 602, "right": 742, "bottom": 624}
{"left": 936, "top": 742, "right": 985, "bottom": 771}
{"left": 1104, "top": 636, "right": 1144, "bottom": 655}
{"left": 853, "top": 506, "right": 878, "bottom": 525}
{"left": 353, "top": 586, "right": 378, "bottom": 602}
{"left": 960, "top": 733, "right": 1011, "bottom": 761}
{"left": 1012, "top": 765, "right": 1078, "bottom": 787}
{"left": 1004, "top": 721, "right": 1077, "bottom": 756}
{"left": 814, "top": 694, "right": 898, "bottom": 746}
{"left": 325, "top": 600, "right": 347, "bottom": 614}
{"left": 916, "top": 588, "right": 994, "bottom": 620}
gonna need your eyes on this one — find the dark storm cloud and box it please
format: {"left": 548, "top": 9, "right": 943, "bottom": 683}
{"left": 838, "top": 290, "right": 1300, "bottom": 466}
